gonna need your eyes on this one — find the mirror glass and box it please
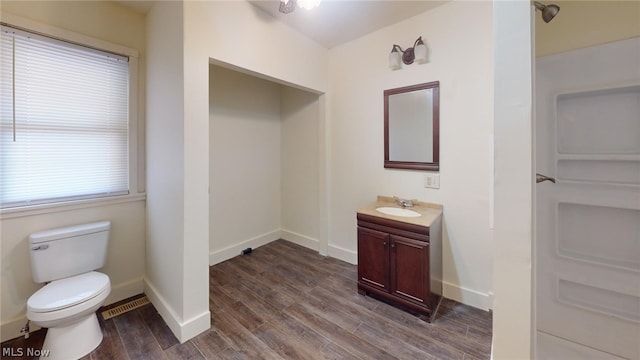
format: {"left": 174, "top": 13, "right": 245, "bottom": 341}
{"left": 384, "top": 81, "right": 439, "bottom": 171}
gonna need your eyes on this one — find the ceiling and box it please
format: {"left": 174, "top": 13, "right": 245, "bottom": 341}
{"left": 115, "top": 1, "right": 447, "bottom": 49}
{"left": 114, "top": 0, "right": 154, "bottom": 14}
{"left": 248, "top": 0, "right": 447, "bottom": 48}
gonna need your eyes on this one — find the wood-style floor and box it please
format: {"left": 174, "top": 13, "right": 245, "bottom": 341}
{"left": 1, "top": 239, "right": 492, "bottom": 359}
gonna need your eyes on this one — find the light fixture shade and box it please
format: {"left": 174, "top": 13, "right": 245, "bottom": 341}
{"left": 279, "top": 0, "right": 296, "bottom": 13}
{"left": 298, "top": 0, "right": 321, "bottom": 10}
{"left": 389, "top": 48, "right": 402, "bottom": 70}
{"left": 414, "top": 43, "right": 428, "bottom": 64}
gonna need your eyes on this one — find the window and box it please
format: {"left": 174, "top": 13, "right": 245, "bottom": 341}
{"left": 1, "top": 24, "right": 130, "bottom": 208}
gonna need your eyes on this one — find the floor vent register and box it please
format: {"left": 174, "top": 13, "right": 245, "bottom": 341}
{"left": 101, "top": 296, "right": 150, "bottom": 320}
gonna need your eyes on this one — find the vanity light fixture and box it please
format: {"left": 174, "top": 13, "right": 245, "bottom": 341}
{"left": 279, "top": 0, "right": 321, "bottom": 14}
{"left": 389, "top": 36, "right": 428, "bottom": 70}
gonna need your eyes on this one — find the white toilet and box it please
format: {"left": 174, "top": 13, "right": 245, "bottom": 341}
{"left": 27, "top": 221, "right": 112, "bottom": 360}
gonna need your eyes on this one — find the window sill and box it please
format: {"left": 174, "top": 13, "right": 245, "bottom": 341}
{"left": 0, "top": 193, "right": 146, "bottom": 220}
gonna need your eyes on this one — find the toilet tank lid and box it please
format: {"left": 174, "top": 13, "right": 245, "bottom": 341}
{"left": 27, "top": 271, "right": 110, "bottom": 313}
{"left": 30, "top": 221, "right": 111, "bottom": 244}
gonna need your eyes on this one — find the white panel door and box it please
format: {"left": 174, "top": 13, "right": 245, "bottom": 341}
{"left": 536, "top": 38, "right": 640, "bottom": 360}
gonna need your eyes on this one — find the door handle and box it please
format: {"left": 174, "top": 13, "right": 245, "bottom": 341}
{"left": 536, "top": 173, "right": 556, "bottom": 184}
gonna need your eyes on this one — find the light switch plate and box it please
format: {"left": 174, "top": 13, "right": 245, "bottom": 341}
{"left": 424, "top": 173, "right": 440, "bottom": 189}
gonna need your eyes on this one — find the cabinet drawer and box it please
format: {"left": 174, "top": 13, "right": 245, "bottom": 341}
{"left": 357, "top": 218, "right": 429, "bottom": 242}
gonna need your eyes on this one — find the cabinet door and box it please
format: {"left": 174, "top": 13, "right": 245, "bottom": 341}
{"left": 357, "top": 227, "right": 390, "bottom": 292}
{"left": 390, "top": 235, "right": 429, "bottom": 305}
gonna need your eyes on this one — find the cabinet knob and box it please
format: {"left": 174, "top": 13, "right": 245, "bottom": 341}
{"left": 391, "top": 243, "right": 395, "bottom": 248}
{"left": 383, "top": 241, "right": 387, "bottom": 246}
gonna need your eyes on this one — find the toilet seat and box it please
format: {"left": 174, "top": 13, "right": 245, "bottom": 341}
{"left": 28, "top": 271, "right": 110, "bottom": 313}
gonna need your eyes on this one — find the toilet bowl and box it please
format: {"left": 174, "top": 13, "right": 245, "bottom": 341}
{"left": 26, "top": 221, "right": 111, "bottom": 360}
{"left": 27, "top": 272, "right": 110, "bottom": 360}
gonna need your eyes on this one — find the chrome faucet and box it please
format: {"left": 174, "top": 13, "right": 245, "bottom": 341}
{"left": 394, "top": 197, "right": 414, "bottom": 208}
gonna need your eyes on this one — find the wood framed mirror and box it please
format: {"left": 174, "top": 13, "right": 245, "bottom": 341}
{"left": 384, "top": 81, "right": 439, "bottom": 171}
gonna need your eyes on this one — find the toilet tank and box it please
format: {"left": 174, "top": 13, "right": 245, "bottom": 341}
{"left": 29, "top": 221, "right": 110, "bottom": 283}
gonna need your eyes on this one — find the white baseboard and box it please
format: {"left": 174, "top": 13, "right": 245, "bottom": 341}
{"left": 0, "top": 277, "right": 145, "bottom": 343}
{"left": 143, "top": 278, "right": 210, "bottom": 343}
{"left": 179, "top": 310, "right": 211, "bottom": 343}
{"left": 443, "top": 281, "right": 494, "bottom": 311}
{"left": 209, "top": 229, "right": 281, "bottom": 265}
{"left": 327, "top": 243, "right": 357, "bottom": 265}
{"left": 280, "top": 229, "right": 319, "bottom": 251}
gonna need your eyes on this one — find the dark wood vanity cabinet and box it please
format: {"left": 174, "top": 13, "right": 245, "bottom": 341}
{"left": 357, "top": 213, "right": 442, "bottom": 322}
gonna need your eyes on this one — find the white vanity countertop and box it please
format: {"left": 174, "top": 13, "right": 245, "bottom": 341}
{"left": 357, "top": 196, "right": 443, "bottom": 228}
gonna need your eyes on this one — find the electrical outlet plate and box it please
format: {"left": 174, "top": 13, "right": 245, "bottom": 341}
{"left": 424, "top": 173, "right": 440, "bottom": 189}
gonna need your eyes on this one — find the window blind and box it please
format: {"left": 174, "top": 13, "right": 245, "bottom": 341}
{"left": 1, "top": 25, "right": 130, "bottom": 208}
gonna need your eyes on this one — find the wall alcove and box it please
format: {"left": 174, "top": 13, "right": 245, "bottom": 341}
{"left": 208, "top": 63, "right": 325, "bottom": 264}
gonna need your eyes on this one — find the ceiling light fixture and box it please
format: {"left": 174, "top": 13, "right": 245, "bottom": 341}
{"left": 388, "top": 36, "right": 428, "bottom": 70}
{"left": 279, "top": 0, "right": 295, "bottom": 13}
{"left": 298, "top": 0, "right": 321, "bottom": 10}
{"left": 279, "top": 0, "right": 321, "bottom": 14}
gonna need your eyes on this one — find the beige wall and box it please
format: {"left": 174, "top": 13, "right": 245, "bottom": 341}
{"left": 0, "top": 0, "right": 146, "bottom": 342}
{"left": 1, "top": 202, "right": 146, "bottom": 341}
{"left": 327, "top": 0, "right": 495, "bottom": 310}
{"left": 536, "top": 0, "right": 640, "bottom": 57}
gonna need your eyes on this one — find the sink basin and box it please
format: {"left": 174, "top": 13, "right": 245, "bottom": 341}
{"left": 376, "top": 207, "right": 421, "bottom": 218}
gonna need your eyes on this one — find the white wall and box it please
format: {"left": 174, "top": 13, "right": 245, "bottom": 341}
{"left": 182, "top": 3, "right": 212, "bottom": 341}
{"left": 209, "top": 65, "right": 283, "bottom": 263}
{"left": 185, "top": 1, "right": 328, "bottom": 94}
{"left": 183, "top": 0, "right": 328, "bottom": 265}
{"left": 146, "top": 1, "right": 210, "bottom": 342}
{"left": 327, "top": 1, "right": 495, "bottom": 310}
{"left": 492, "top": 1, "right": 534, "bottom": 358}
{"left": 208, "top": 64, "right": 321, "bottom": 263}
{"left": 281, "top": 86, "right": 320, "bottom": 247}
{"left": 146, "top": 0, "right": 534, "bottom": 354}
{"left": 145, "top": 0, "right": 185, "bottom": 336}
{"left": 155, "top": 0, "right": 536, "bottom": 355}
{"left": 0, "top": 1, "right": 540, "bottom": 354}
{"left": 0, "top": 1, "right": 147, "bottom": 342}
{"left": 145, "top": 0, "right": 327, "bottom": 342}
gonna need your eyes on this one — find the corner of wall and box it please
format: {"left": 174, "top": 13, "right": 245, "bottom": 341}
{"left": 443, "top": 282, "right": 494, "bottom": 311}
{"left": 209, "top": 230, "right": 282, "bottom": 266}
{"left": 143, "top": 278, "right": 210, "bottom": 343}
